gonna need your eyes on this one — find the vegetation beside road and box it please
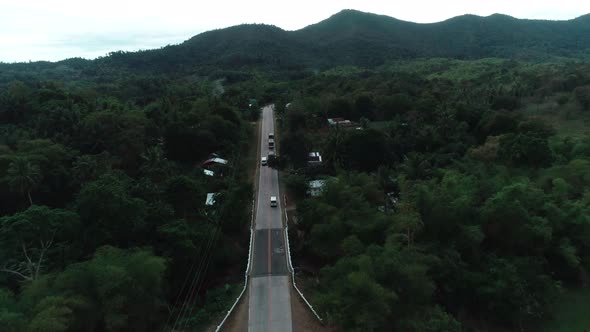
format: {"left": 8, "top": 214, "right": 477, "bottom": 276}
{"left": 275, "top": 58, "right": 590, "bottom": 332}
{"left": 2, "top": 9, "right": 590, "bottom": 330}
{"left": 0, "top": 69, "right": 258, "bottom": 331}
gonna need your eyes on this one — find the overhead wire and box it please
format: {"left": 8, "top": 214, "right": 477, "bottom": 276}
{"left": 163, "top": 211, "right": 219, "bottom": 332}
{"left": 168, "top": 216, "right": 220, "bottom": 331}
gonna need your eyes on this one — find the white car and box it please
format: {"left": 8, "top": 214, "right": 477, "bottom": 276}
{"left": 261, "top": 157, "right": 268, "bottom": 166}
{"left": 270, "top": 196, "right": 277, "bottom": 207}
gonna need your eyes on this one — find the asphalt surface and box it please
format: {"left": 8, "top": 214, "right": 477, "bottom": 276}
{"left": 248, "top": 105, "right": 293, "bottom": 332}
{"left": 249, "top": 276, "right": 292, "bottom": 332}
{"left": 251, "top": 229, "right": 288, "bottom": 277}
{"left": 255, "top": 109, "right": 282, "bottom": 230}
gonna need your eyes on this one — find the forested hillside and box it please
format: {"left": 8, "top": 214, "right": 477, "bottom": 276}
{"left": 93, "top": 10, "right": 590, "bottom": 70}
{"left": 3, "top": 10, "right": 590, "bottom": 75}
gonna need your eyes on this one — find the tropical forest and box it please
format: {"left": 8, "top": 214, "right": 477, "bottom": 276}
{"left": 1, "top": 8, "right": 590, "bottom": 332}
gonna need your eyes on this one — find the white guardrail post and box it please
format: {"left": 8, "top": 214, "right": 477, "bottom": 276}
{"left": 215, "top": 199, "right": 255, "bottom": 332}
{"left": 283, "top": 195, "right": 323, "bottom": 323}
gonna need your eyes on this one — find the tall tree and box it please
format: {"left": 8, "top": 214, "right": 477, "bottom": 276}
{"left": 0, "top": 206, "right": 80, "bottom": 281}
{"left": 6, "top": 157, "right": 41, "bottom": 206}
{"left": 391, "top": 202, "right": 423, "bottom": 248}
{"left": 20, "top": 246, "right": 166, "bottom": 332}
{"left": 140, "top": 144, "right": 171, "bottom": 182}
{"left": 76, "top": 173, "right": 147, "bottom": 252}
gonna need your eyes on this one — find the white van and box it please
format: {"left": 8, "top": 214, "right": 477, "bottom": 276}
{"left": 261, "top": 157, "right": 267, "bottom": 166}
{"left": 268, "top": 133, "right": 274, "bottom": 139}
{"left": 270, "top": 196, "right": 277, "bottom": 207}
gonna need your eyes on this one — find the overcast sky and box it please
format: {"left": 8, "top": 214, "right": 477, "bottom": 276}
{"left": 1, "top": 0, "right": 590, "bottom": 63}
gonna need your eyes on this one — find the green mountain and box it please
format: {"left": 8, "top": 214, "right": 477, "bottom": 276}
{"left": 3, "top": 9, "right": 590, "bottom": 74}
{"left": 294, "top": 9, "right": 590, "bottom": 64}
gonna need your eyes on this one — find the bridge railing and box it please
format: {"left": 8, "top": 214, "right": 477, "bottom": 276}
{"left": 283, "top": 195, "right": 323, "bottom": 323}
{"left": 215, "top": 199, "right": 255, "bottom": 332}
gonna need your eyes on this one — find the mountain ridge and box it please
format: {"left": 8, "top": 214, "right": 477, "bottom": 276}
{"left": 3, "top": 9, "right": 590, "bottom": 72}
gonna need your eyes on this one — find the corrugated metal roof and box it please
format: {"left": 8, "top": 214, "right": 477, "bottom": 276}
{"left": 308, "top": 180, "right": 326, "bottom": 189}
{"left": 206, "top": 193, "right": 217, "bottom": 206}
{"left": 202, "top": 157, "right": 229, "bottom": 167}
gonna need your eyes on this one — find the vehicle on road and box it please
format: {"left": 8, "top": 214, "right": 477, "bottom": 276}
{"left": 261, "top": 156, "right": 267, "bottom": 166}
{"left": 270, "top": 196, "right": 277, "bottom": 207}
{"left": 268, "top": 138, "right": 275, "bottom": 149}
{"left": 268, "top": 132, "right": 274, "bottom": 139}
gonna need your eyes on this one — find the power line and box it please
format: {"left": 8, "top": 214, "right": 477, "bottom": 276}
{"left": 169, "top": 191, "right": 229, "bottom": 331}
{"left": 178, "top": 223, "right": 224, "bottom": 331}
{"left": 163, "top": 218, "right": 218, "bottom": 332}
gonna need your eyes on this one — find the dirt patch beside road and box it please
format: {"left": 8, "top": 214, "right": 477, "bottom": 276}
{"left": 290, "top": 285, "right": 336, "bottom": 332}
{"left": 216, "top": 290, "right": 249, "bottom": 332}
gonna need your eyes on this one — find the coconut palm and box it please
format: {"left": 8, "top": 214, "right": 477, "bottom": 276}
{"left": 140, "top": 144, "right": 171, "bottom": 182}
{"left": 7, "top": 157, "right": 41, "bottom": 206}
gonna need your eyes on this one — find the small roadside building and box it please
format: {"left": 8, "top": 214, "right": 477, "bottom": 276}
{"left": 201, "top": 155, "right": 229, "bottom": 177}
{"left": 201, "top": 157, "right": 228, "bottom": 168}
{"left": 205, "top": 193, "right": 217, "bottom": 206}
{"left": 328, "top": 117, "right": 354, "bottom": 127}
{"left": 307, "top": 152, "right": 323, "bottom": 165}
{"left": 307, "top": 180, "right": 327, "bottom": 197}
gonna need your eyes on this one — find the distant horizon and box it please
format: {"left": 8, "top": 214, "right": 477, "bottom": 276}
{"left": 1, "top": 1, "right": 590, "bottom": 63}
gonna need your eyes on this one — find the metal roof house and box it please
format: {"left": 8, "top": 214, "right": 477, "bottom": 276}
{"left": 307, "top": 180, "right": 327, "bottom": 197}
{"left": 205, "top": 193, "right": 217, "bottom": 206}
{"left": 307, "top": 152, "right": 323, "bottom": 165}
{"left": 201, "top": 157, "right": 228, "bottom": 168}
{"left": 328, "top": 117, "right": 354, "bottom": 127}
{"left": 201, "top": 155, "right": 229, "bottom": 177}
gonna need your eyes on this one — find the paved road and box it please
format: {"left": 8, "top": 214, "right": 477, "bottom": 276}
{"left": 251, "top": 229, "right": 288, "bottom": 277}
{"left": 248, "top": 105, "right": 293, "bottom": 332}
{"left": 255, "top": 104, "right": 282, "bottom": 230}
{"left": 249, "top": 277, "right": 291, "bottom": 331}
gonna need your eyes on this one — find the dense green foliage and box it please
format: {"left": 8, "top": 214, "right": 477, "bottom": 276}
{"left": 541, "top": 288, "right": 590, "bottom": 332}
{"left": 3, "top": 10, "right": 590, "bottom": 78}
{"left": 85, "top": 10, "right": 590, "bottom": 71}
{"left": 0, "top": 66, "right": 256, "bottom": 331}
{"left": 280, "top": 58, "right": 590, "bottom": 331}
{"left": 2, "top": 10, "right": 590, "bottom": 331}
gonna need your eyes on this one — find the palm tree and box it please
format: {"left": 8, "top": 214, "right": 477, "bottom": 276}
{"left": 400, "top": 153, "right": 431, "bottom": 180}
{"left": 140, "top": 144, "right": 170, "bottom": 182}
{"left": 391, "top": 202, "right": 424, "bottom": 248}
{"left": 325, "top": 125, "right": 345, "bottom": 169}
{"left": 72, "top": 152, "right": 114, "bottom": 185}
{"left": 72, "top": 155, "right": 98, "bottom": 185}
{"left": 7, "top": 157, "right": 41, "bottom": 206}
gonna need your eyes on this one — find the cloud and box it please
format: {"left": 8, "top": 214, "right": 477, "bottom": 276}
{"left": 49, "top": 31, "right": 195, "bottom": 51}
{"left": 0, "top": 30, "right": 201, "bottom": 62}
